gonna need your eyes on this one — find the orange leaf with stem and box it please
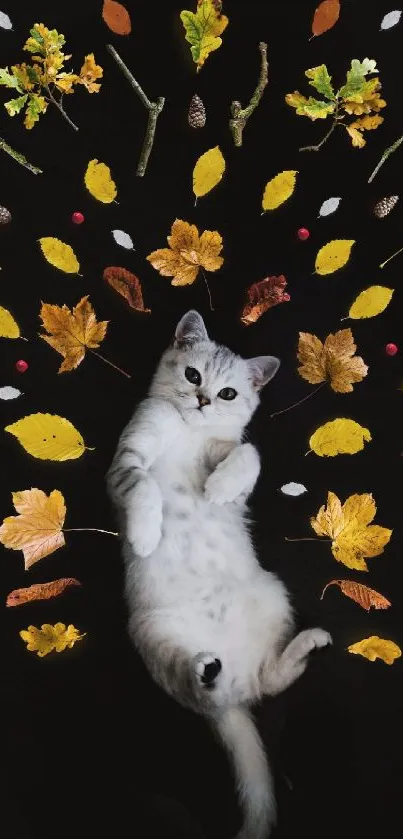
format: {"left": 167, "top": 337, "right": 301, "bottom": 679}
{"left": 321, "top": 579, "right": 391, "bottom": 611}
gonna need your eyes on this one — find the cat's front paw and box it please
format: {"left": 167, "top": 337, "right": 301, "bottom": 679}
{"left": 127, "top": 514, "right": 162, "bottom": 557}
{"left": 204, "top": 469, "right": 241, "bottom": 505}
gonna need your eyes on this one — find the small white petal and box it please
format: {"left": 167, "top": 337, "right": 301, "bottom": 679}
{"left": 318, "top": 197, "right": 341, "bottom": 218}
{"left": 0, "top": 11, "right": 12, "bottom": 29}
{"left": 280, "top": 482, "right": 307, "bottom": 497}
{"left": 112, "top": 229, "right": 135, "bottom": 250}
{"left": 0, "top": 386, "right": 21, "bottom": 400}
{"left": 380, "top": 10, "right": 402, "bottom": 30}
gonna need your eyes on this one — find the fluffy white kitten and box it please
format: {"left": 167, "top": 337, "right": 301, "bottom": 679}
{"left": 107, "top": 311, "right": 331, "bottom": 839}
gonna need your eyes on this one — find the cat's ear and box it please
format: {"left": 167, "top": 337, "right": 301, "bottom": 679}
{"left": 175, "top": 310, "right": 208, "bottom": 346}
{"left": 246, "top": 356, "right": 280, "bottom": 390}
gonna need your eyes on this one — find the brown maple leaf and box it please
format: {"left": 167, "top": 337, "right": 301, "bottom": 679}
{"left": 0, "top": 488, "right": 66, "bottom": 569}
{"left": 297, "top": 327, "right": 368, "bottom": 392}
{"left": 39, "top": 296, "right": 108, "bottom": 373}
{"left": 241, "top": 275, "right": 289, "bottom": 325}
{"left": 146, "top": 218, "right": 223, "bottom": 286}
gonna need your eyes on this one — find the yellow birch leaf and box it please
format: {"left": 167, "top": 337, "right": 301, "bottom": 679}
{"left": 20, "top": 622, "right": 86, "bottom": 657}
{"left": 193, "top": 146, "right": 225, "bottom": 198}
{"left": 39, "top": 237, "right": 80, "bottom": 274}
{"left": 84, "top": 159, "right": 117, "bottom": 203}
{"left": 315, "top": 239, "right": 355, "bottom": 275}
{"left": 348, "top": 636, "right": 401, "bottom": 665}
{"left": 309, "top": 418, "right": 371, "bottom": 457}
{"left": 348, "top": 286, "right": 394, "bottom": 319}
{"left": 5, "top": 413, "right": 87, "bottom": 461}
{"left": 0, "top": 488, "right": 66, "bottom": 569}
{"left": 262, "top": 170, "right": 298, "bottom": 211}
{"left": 0, "top": 306, "right": 20, "bottom": 338}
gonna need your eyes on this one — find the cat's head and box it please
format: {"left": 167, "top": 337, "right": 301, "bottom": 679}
{"left": 150, "top": 311, "right": 280, "bottom": 431}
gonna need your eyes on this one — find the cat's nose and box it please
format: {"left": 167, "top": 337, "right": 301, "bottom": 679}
{"left": 197, "top": 393, "right": 210, "bottom": 408}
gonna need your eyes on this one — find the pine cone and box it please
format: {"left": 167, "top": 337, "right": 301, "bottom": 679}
{"left": 0, "top": 205, "right": 11, "bottom": 224}
{"left": 373, "top": 195, "right": 399, "bottom": 219}
{"left": 188, "top": 94, "right": 206, "bottom": 129}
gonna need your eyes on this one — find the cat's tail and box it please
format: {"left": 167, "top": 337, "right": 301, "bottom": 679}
{"left": 212, "top": 705, "right": 276, "bottom": 839}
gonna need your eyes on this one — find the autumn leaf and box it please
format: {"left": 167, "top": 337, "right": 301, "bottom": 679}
{"left": 102, "top": 0, "right": 132, "bottom": 35}
{"left": 103, "top": 266, "right": 151, "bottom": 313}
{"left": 321, "top": 579, "right": 391, "bottom": 611}
{"left": 305, "top": 65, "right": 335, "bottom": 99}
{"left": 309, "top": 418, "right": 371, "bottom": 457}
{"left": 285, "top": 91, "right": 335, "bottom": 119}
{"left": 0, "top": 305, "right": 20, "bottom": 338}
{"left": 311, "top": 0, "right": 340, "bottom": 37}
{"left": 20, "top": 622, "right": 86, "bottom": 657}
{"left": 262, "top": 171, "right": 298, "bottom": 210}
{"left": 39, "top": 237, "right": 80, "bottom": 274}
{"left": 84, "top": 159, "right": 117, "bottom": 203}
{"left": 5, "top": 413, "right": 87, "bottom": 460}
{"left": 7, "top": 577, "right": 81, "bottom": 607}
{"left": 0, "top": 488, "right": 66, "bottom": 569}
{"left": 180, "top": 0, "right": 229, "bottom": 72}
{"left": 297, "top": 328, "right": 368, "bottom": 393}
{"left": 147, "top": 218, "right": 223, "bottom": 287}
{"left": 315, "top": 239, "right": 355, "bottom": 275}
{"left": 193, "top": 146, "right": 225, "bottom": 199}
{"left": 78, "top": 54, "right": 103, "bottom": 93}
{"left": 241, "top": 275, "right": 289, "bottom": 325}
{"left": 39, "top": 296, "right": 108, "bottom": 373}
{"left": 311, "top": 491, "right": 392, "bottom": 570}
{"left": 348, "top": 286, "right": 394, "bottom": 319}
{"left": 347, "top": 636, "right": 401, "bottom": 665}
{"left": 346, "top": 125, "right": 366, "bottom": 148}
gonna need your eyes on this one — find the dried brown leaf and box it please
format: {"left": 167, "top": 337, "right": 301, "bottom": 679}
{"left": 103, "top": 267, "right": 151, "bottom": 313}
{"left": 7, "top": 577, "right": 81, "bottom": 607}
{"left": 320, "top": 579, "right": 391, "bottom": 611}
{"left": 241, "top": 275, "right": 289, "bottom": 325}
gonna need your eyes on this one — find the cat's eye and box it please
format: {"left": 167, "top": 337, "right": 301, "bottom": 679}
{"left": 218, "top": 387, "right": 237, "bottom": 401}
{"left": 185, "top": 366, "right": 202, "bottom": 386}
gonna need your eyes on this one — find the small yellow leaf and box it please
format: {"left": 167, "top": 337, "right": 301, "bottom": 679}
{"left": 193, "top": 146, "right": 225, "bottom": 198}
{"left": 309, "top": 418, "right": 371, "bottom": 457}
{"left": 346, "top": 125, "right": 366, "bottom": 148}
{"left": 0, "top": 488, "right": 66, "bottom": 569}
{"left": 315, "top": 239, "right": 355, "bottom": 275}
{"left": 84, "top": 159, "right": 117, "bottom": 203}
{"left": 39, "top": 237, "right": 80, "bottom": 274}
{"left": 5, "top": 413, "right": 86, "bottom": 461}
{"left": 20, "top": 622, "right": 86, "bottom": 657}
{"left": 0, "top": 305, "right": 20, "bottom": 338}
{"left": 348, "top": 286, "right": 394, "bottom": 319}
{"left": 262, "top": 170, "right": 298, "bottom": 211}
{"left": 348, "top": 636, "right": 401, "bottom": 665}
{"left": 310, "top": 491, "right": 392, "bottom": 570}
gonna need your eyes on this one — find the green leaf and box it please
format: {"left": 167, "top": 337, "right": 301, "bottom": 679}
{"left": 305, "top": 65, "right": 335, "bottom": 100}
{"left": 5, "top": 94, "right": 28, "bottom": 116}
{"left": 24, "top": 93, "right": 47, "bottom": 129}
{"left": 0, "top": 67, "right": 22, "bottom": 91}
{"left": 339, "top": 59, "right": 378, "bottom": 100}
{"left": 285, "top": 91, "right": 335, "bottom": 120}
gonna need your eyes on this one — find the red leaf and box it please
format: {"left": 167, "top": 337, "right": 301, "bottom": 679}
{"left": 241, "top": 275, "right": 289, "bottom": 325}
{"left": 103, "top": 267, "right": 151, "bottom": 313}
{"left": 312, "top": 0, "right": 340, "bottom": 37}
{"left": 102, "top": 0, "right": 131, "bottom": 35}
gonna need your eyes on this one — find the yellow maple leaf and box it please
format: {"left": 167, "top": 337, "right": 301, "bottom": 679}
{"left": 39, "top": 296, "right": 108, "bottom": 373}
{"left": 20, "top": 622, "right": 86, "bottom": 657}
{"left": 78, "top": 53, "right": 103, "bottom": 93}
{"left": 180, "top": 0, "right": 229, "bottom": 72}
{"left": 315, "top": 239, "right": 355, "bottom": 275}
{"left": 309, "top": 418, "right": 371, "bottom": 457}
{"left": 147, "top": 218, "right": 223, "bottom": 286}
{"left": 0, "top": 305, "right": 20, "bottom": 339}
{"left": 39, "top": 237, "right": 80, "bottom": 274}
{"left": 348, "top": 286, "right": 394, "bottom": 319}
{"left": 5, "top": 413, "right": 87, "bottom": 461}
{"left": 0, "top": 488, "right": 66, "bottom": 569}
{"left": 84, "top": 159, "right": 117, "bottom": 203}
{"left": 193, "top": 146, "right": 225, "bottom": 199}
{"left": 297, "top": 328, "right": 368, "bottom": 393}
{"left": 311, "top": 491, "right": 392, "bottom": 570}
{"left": 262, "top": 170, "right": 298, "bottom": 211}
{"left": 348, "top": 636, "right": 401, "bottom": 665}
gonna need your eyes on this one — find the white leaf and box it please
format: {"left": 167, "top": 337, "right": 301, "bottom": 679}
{"left": 0, "top": 386, "right": 21, "bottom": 400}
{"left": 0, "top": 10, "right": 12, "bottom": 29}
{"left": 361, "top": 58, "right": 378, "bottom": 74}
{"left": 280, "top": 482, "right": 307, "bottom": 497}
{"left": 112, "top": 229, "right": 135, "bottom": 250}
{"left": 318, "top": 197, "right": 342, "bottom": 218}
{"left": 380, "top": 10, "right": 402, "bottom": 30}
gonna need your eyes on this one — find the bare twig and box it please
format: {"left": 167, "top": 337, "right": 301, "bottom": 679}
{"left": 107, "top": 44, "right": 165, "bottom": 177}
{"left": 229, "top": 42, "right": 268, "bottom": 147}
{"left": 45, "top": 85, "right": 79, "bottom": 131}
{"left": 0, "top": 136, "right": 42, "bottom": 174}
{"left": 368, "top": 134, "right": 403, "bottom": 183}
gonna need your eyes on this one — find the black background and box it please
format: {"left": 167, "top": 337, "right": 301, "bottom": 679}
{"left": 1, "top": 1, "right": 402, "bottom": 836}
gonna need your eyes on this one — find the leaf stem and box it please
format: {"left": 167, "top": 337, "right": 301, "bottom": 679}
{"left": 64, "top": 528, "right": 119, "bottom": 536}
{"left": 45, "top": 86, "right": 79, "bottom": 131}
{"left": 106, "top": 44, "right": 165, "bottom": 177}
{"left": 299, "top": 118, "right": 338, "bottom": 152}
{"left": 229, "top": 42, "right": 268, "bottom": 147}
{"left": 379, "top": 245, "right": 403, "bottom": 269}
{"left": 200, "top": 268, "right": 214, "bottom": 311}
{"left": 270, "top": 383, "right": 325, "bottom": 419}
{"left": 0, "top": 136, "right": 42, "bottom": 174}
{"left": 89, "top": 349, "right": 131, "bottom": 378}
{"left": 368, "top": 134, "right": 403, "bottom": 183}
{"left": 285, "top": 536, "right": 329, "bottom": 542}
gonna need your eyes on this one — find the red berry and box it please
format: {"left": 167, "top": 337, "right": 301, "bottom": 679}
{"left": 15, "top": 359, "right": 28, "bottom": 373}
{"left": 297, "top": 227, "right": 310, "bottom": 241}
{"left": 283, "top": 292, "right": 291, "bottom": 302}
{"left": 385, "top": 343, "right": 398, "bottom": 356}
{"left": 72, "top": 211, "right": 84, "bottom": 225}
